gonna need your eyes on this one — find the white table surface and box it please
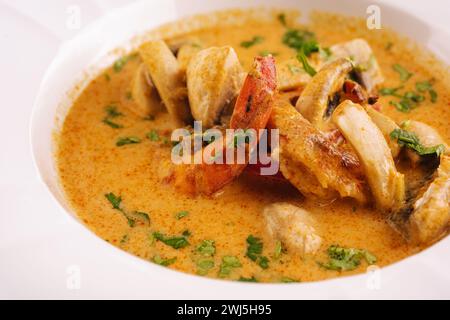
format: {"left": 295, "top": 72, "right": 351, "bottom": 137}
{"left": 0, "top": 0, "right": 449, "bottom": 299}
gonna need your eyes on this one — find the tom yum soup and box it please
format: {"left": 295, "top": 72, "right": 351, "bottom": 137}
{"left": 57, "top": 10, "right": 449, "bottom": 283}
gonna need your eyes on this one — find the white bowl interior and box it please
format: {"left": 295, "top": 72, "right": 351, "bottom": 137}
{"left": 30, "top": 0, "right": 450, "bottom": 298}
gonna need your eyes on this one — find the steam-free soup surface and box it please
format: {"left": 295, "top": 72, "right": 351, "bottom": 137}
{"left": 57, "top": 11, "right": 449, "bottom": 282}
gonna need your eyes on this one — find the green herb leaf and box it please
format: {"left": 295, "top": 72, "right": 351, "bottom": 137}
{"left": 176, "top": 210, "right": 189, "bottom": 220}
{"left": 197, "top": 240, "right": 216, "bottom": 257}
{"left": 105, "top": 192, "right": 122, "bottom": 209}
{"left": 429, "top": 89, "right": 438, "bottom": 103}
{"left": 120, "top": 234, "right": 129, "bottom": 245}
{"left": 297, "top": 49, "right": 317, "bottom": 77}
{"left": 131, "top": 211, "right": 150, "bottom": 224}
{"left": 282, "top": 29, "right": 317, "bottom": 54}
{"left": 153, "top": 232, "right": 190, "bottom": 249}
{"left": 147, "top": 130, "right": 160, "bottom": 142}
{"left": 274, "top": 240, "right": 283, "bottom": 259}
{"left": 113, "top": 56, "right": 130, "bottom": 73}
{"left": 393, "top": 64, "right": 412, "bottom": 82}
{"left": 390, "top": 128, "right": 445, "bottom": 157}
{"left": 379, "top": 86, "right": 402, "bottom": 96}
{"left": 277, "top": 13, "right": 287, "bottom": 26}
{"left": 219, "top": 256, "right": 242, "bottom": 277}
{"left": 281, "top": 277, "right": 299, "bottom": 283}
{"left": 196, "top": 259, "right": 215, "bottom": 275}
{"left": 103, "top": 118, "right": 123, "bottom": 129}
{"left": 239, "top": 276, "right": 258, "bottom": 282}
{"left": 416, "top": 81, "right": 433, "bottom": 92}
{"left": 240, "top": 36, "right": 264, "bottom": 48}
{"left": 152, "top": 255, "right": 177, "bottom": 267}
{"left": 182, "top": 230, "right": 191, "bottom": 237}
{"left": 258, "top": 256, "right": 269, "bottom": 269}
{"left": 319, "top": 245, "right": 377, "bottom": 271}
{"left": 116, "top": 136, "right": 141, "bottom": 147}
{"left": 246, "top": 235, "right": 263, "bottom": 261}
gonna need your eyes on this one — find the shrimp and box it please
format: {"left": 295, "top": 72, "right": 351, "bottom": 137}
{"left": 171, "top": 56, "right": 277, "bottom": 195}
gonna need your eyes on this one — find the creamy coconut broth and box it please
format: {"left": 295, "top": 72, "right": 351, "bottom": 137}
{"left": 57, "top": 11, "right": 450, "bottom": 283}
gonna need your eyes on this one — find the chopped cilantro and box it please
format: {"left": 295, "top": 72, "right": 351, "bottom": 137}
{"left": 197, "top": 240, "right": 216, "bottom": 257}
{"left": 277, "top": 13, "right": 287, "bottom": 26}
{"left": 152, "top": 255, "right": 177, "bottom": 267}
{"left": 297, "top": 49, "right": 317, "bottom": 76}
{"left": 240, "top": 36, "right": 264, "bottom": 48}
{"left": 239, "top": 276, "right": 258, "bottom": 282}
{"left": 246, "top": 235, "right": 269, "bottom": 269}
{"left": 153, "top": 232, "right": 190, "bottom": 249}
{"left": 219, "top": 256, "right": 242, "bottom": 277}
{"left": 390, "top": 128, "right": 445, "bottom": 157}
{"left": 319, "top": 245, "right": 377, "bottom": 271}
{"left": 147, "top": 130, "right": 160, "bottom": 142}
{"left": 196, "top": 259, "right": 215, "bottom": 275}
{"left": 116, "top": 136, "right": 141, "bottom": 147}
{"left": 176, "top": 210, "right": 189, "bottom": 220}
{"left": 393, "top": 64, "right": 412, "bottom": 82}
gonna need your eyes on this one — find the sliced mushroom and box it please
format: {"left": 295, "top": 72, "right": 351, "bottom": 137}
{"left": 332, "top": 101, "right": 405, "bottom": 211}
{"left": 125, "top": 63, "right": 162, "bottom": 118}
{"left": 295, "top": 58, "right": 353, "bottom": 131}
{"left": 390, "top": 155, "right": 449, "bottom": 245}
{"left": 263, "top": 203, "right": 322, "bottom": 257}
{"left": 365, "top": 106, "right": 402, "bottom": 158}
{"left": 139, "top": 40, "right": 192, "bottom": 128}
{"left": 402, "top": 120, "right": 449, "bottom": 166}
{"left": 268, "top": 99, "right": 367, "bottom": 203}
{"left": 186, "top": 46, "right": 244, "bottom": 128}
{"left": 330, "top": 38, "right": 384, "bottom": 93}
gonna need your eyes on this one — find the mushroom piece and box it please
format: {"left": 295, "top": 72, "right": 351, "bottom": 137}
{"left": 125, "top": 63, "right": 162, "bottom": 118}
{"left": 139, "top": 40, "right": 192, "bottom": 128}
{"left": 263, "top": 203, "right": 322, "bottom": 257}
{"left": 330, "top": 38, "right": 384, "bottom": 93}
{"left": 295, "top": 58, "right": 353, "bottom": 131}
{"left": 402, "top": 120, "right": 449, "bottom": 166}
{"left": 186, "top": 46, "right": 244, "bottom": 128}
{"left": 268, "top": 99, "right": 367, "bottom": 203}
{"left": 364, "top": 106, "right": 402, "bottom": 158}
{"left": 332, "top": 101, "right": 405, "bottom": 211}
{"left": 390, "top": 155, "right": 449, "bottom": 245}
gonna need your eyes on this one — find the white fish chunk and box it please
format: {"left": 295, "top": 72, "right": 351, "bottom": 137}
{"left": 263, "top": 203, "right": 322, "bottom": 257}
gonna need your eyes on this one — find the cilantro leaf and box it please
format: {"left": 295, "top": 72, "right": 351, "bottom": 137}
{"left": 153, "top": 232, "right": 190, "bottom": 249}
{"left": 240, "top": 36, "right": 264, "bottom": 48}
{"left": 297, "top": 49, "right": 317, "bottom": 77}
{"left": 390, "top": 128, "right": 445, "bottom": 157}
{"left": 393, "top": 64, "right": 413, "bottom": 82}
{"left": 197, "top": 240, "right": 216, "bottom": 257}
{"left": 246, "top": 235, "right": 263, "bottom": 261}
{"left": 219, "top": 256, "right": 242, "bottom": 277}
{"left": 152, "top": 255, "right": 177, "bottom": 267}
{"left": 176, "top": 210, "right": 189, "bottom": 220}
{"left": 319, "top": 245, "right": 377, "bottom": 271}
{"left": 116, "top": 136, "right": 141, "bottom": 147}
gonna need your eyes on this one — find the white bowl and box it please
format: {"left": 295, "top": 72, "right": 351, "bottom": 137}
{"left": 30, "top": 0, "right": 450, "bottom": 299}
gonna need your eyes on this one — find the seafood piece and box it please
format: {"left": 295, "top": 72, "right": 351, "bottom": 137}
{"left": 365, "top": 106, "right": 402, "bottom": 158}
{"left": 263, "top": 203, "right": 322, "bottom": 257}
{"left": 187, "top": 46, "right": 244, "bottom": 128}
{"left": 330, "top": 38, "right": 384, "bottom": 93}
{"left": 126, "top": 63, "right": 162, "bottom": 117}
{"left": 332, "top": 101, "right": 405, "bottom": 211}
{"left": 172, "top": 56, "right": 276, "bottom": 195}
{"left": 390, "top": 156, "right": 450, "bottom": 245}
{"left": 268, "top": 99, "right": 367, "bottom": 203}
{"left": 403, "top": 120, "right": 449, "bottom": 165}
{"left": 139, "top": 40, "right": 192, "bottom": 127}
{"left": 295, "top": 58, "right": 353, "bottom": 130}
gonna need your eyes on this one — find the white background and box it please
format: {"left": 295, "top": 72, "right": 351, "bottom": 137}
{"left": 0, "top": 0, "right": 449, "bottom": 299}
